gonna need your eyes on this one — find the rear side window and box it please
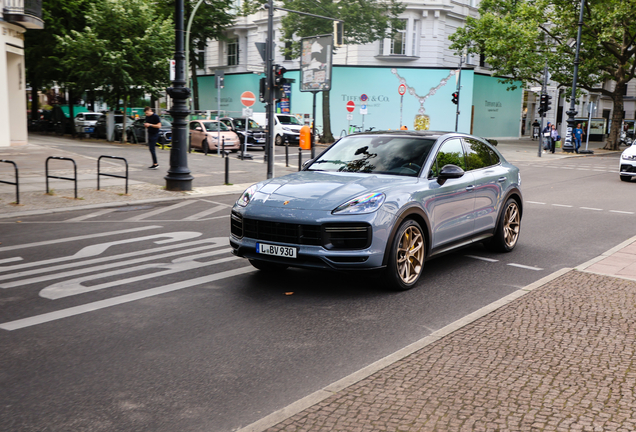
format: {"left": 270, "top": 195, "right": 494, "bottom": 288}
{"left": 464, "top": 138, "right": 500, "bottom": 170}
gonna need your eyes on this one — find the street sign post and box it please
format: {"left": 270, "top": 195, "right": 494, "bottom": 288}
{"left": 240, "top": 91, "right": 256, "bottom": 160}
{"left": 241, "top": 91, "right": 256, "bottom": 107}
{"left": 346, "top": 101, "right": 355, "bottom": 112}
{"left": 398, "top": 84, "right": 406, "bottom": 128}
{"left": 346, "top": 101, "right": 355, "bottom": 133}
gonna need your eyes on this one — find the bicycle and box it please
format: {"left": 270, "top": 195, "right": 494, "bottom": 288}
{"left": 340, "top": 125, "right": 376, "bottom": 137}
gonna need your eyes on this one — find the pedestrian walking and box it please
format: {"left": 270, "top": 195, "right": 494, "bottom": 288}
{"left": 144, "top": 107, "right": 160, "bottom": 169}
{"left": 550, "top": 124, "right": 559, "bottom": 154}
{"left": 542, "top": 122, "right": 552, "bottom": 152}
{"left": 532, "top": 119, "right": 540, "bottom": 140}
{"left": 573, "top": 123, "right": 583, "bottom": 154}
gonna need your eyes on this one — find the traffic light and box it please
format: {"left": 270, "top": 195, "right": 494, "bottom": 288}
{"left": 539, "top": 93, "right": 552, "bottom": 116}
{"left": 274, "top": 65, "right": 287, "bottom": 87}
{"left": 259, "top": 77, "right": 268, "bottom": 103}
{"left": 451, "top": 92, "right": 459, "bottom": 105}
{"left": 334, "top": 21, "right": 344, "bottom": 47}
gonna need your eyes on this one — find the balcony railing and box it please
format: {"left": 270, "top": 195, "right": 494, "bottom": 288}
{"left": 2, "top": 0, "right": 44, "bottom": 29}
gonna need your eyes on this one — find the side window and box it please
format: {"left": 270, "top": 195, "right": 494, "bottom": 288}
{"left": 220, "top": 120, "right": 231, "bottom": 128}
{"left": 431, "top": 138, "right": 465, "bottom": 177}
{"left": 464, "top": 139, "right": 491, "bottom": 170}
{"left": 189, "top": 122, "right": 199, "bottom": 131}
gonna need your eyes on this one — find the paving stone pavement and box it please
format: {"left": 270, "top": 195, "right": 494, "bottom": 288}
{"left": 257, "top": 268, "right": 636, "bottom": 432}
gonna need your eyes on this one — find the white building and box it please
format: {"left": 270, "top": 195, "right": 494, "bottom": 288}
{"left": 1, "top": 0, "right": 43, "bottom": 147}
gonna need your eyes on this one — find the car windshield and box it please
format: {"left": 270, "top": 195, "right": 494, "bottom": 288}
{"left": 233, "top": 118, "right": 260, "bottom": 129}
{"left": 84, "top": 114, "right": 101, "bottom": 121}
{"left": 308, "top": 135, "right": 436, "bottom": 177}
{"left": 203, "top": 121, "right": 229, "bottom": 131}
{"left": 160, "top": 119, "right": 172, "bottom": 127}
{"left": 277, "top": 115, "right": 301, "bottom": 125}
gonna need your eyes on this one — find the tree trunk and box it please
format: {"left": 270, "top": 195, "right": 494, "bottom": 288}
{"left": 605, "top": 83, "right": 626, "bottom": 151}
{"left": 191, "top": 59, "right": 199, "bottom": 111}
{"left": 321, "top": 91, "right": 334, "bottom": 143}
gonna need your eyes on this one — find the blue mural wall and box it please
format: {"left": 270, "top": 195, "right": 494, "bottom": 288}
{"left": 197, "top": 66, "right": 521, "bottom": 138}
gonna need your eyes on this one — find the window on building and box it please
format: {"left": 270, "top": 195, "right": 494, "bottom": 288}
{"left": 378, "top": 19, "right": 418, "bottom": 57}
{"left": 227, "top": 39, "right": 239, "bottom": 66}
{"left": 391, "top": 21, "right": 407, "bottom": 55}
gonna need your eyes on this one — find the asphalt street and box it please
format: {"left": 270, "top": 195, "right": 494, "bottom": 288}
{"left": 1, "top": 137, "right": 636, "bottom": 431}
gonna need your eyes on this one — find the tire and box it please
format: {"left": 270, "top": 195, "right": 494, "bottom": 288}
{"left": 384, "top": 219, "right": 426, "bottom": 291}
{"left": 202, "top": 139, "right": 209, "bottom": 155}
{"left": 249, "top": 259, "right": 288, "bottom": 272}
{"left": 620, "top": 175, "right": 631, "bottom": 182}
{"left": 275, "top": 134, "right": 283, "bottom": 146}
{"left": 487, "top": 198, "right": 521, "bottom": 253}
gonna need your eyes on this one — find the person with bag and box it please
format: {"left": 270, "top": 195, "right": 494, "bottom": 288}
{"left": 573, "top": 123, "right": 583, "bottom": 153}
{"left": 550, "top": 124, "right": 559, "bottom": 154}
{"left": 542, "top": 122, "right": 552, "bottom": 152}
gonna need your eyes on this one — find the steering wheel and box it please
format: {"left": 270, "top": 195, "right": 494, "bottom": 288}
{"left": 400, "top": 162, "right": 421, "bottom": 173}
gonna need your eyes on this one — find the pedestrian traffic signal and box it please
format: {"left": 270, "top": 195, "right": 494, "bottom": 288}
{"left": 539, "top": 93, "right": 552, "bottom": 116}
{"left": 451, "top": 92, "right": 459, "bottom": 105}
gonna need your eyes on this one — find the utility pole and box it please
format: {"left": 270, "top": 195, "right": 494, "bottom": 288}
{"left": 562, "top": 0, "right": 586, "bottom": 153}
{"left": 265, "top": 0, "right": 275, "bottom": 179}
{"left": 454, "top": 54, "right": 463, "bottom": 132}
{"left": 538, "top": 61, "right": 549, "bottom": 158}
{"left": 165, "top": 0, "right": 194, "bottom": 191}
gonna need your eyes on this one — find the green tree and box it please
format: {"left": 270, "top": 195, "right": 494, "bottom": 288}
{"left": 58, "top": 0, "right": 173, "bottom": 138}
{"left": 449, "top": 0, "right": 636, "bottom": 150}
{"left": 244, "top": 0, "right": 405, "bottom": 142}
{"left": 24, "top": 0, "right": 92, "bottom": 123}
{"left": 158, "top": 1, "right": 236, "bottom": 111}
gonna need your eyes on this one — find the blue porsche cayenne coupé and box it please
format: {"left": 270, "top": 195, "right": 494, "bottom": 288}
{"left": 230, "top": 131, "right": 522, "bottom": 290}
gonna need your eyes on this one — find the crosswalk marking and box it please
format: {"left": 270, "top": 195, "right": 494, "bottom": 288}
{"left": 123, "top": 201, "right": 196, "bottom": 221}
{"left": 65, "top": 208, "right": 117, "bottom": 222}
{"left": 181, "top": 204, "right": 230, "bottom": 221}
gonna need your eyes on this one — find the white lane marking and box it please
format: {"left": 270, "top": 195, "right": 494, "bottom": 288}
{"left": 507, "top": 263, "right": 543, "bottom": 271}
{"left": 0, "top": 266, "right": 256, "bottom": 331}
{"left": 526, "top": 201, "right": 546, "bottom": 205}
{"left": 0, "top": 226, "right": 161, "bottom": 252}
{"left": 65, "top": 209, "right": 117, "bottom": 222}
{"left": 181, "top": 205, "right": 230, "bottom": 221}
{"left": 580, "top": 207, "right": 603, "bottom": 211}
{"left": 552, "top": 204, "right": 572, "bottom": 208}
{"left": 123, "top": 201, "right": 196, "bottom": 222}
{"left": 0, "top": 238, "right": 225, "bottom": 288}
{"left": 465, "top": 255, "right": 499, "bottom": 263}
{"left": 0, "top": 257, "right": 23, "bottom": 264}
{"left": 0, "top": 232, "right": 202, "bottom": 275}
{"left": 610, "top": 210, "right": 635, "bottom": 215}
{"left": 40, "top": 251, "right": 236, "bottom": 299}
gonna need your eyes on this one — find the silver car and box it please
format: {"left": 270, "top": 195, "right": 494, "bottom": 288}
{"left": 230, "top": 131, "right": 523, "bottom": 290}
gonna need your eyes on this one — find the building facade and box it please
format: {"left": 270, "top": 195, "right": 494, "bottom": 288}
{"left": 1, "top": 0, "right": 43, "bottom": 147}
{"left": 197, "top": 0, "right": 525, "bottom": 139}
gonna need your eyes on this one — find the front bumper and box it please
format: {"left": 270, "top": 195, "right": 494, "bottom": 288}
{"left": 620, "top": 161, "right": 636, "bottom": 176}
{"left": 229, "top": 206, "right": 393, "bottom": 270}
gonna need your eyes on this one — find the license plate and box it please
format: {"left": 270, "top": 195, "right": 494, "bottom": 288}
{"left": 257, "top": 139, "right": 265, "bottom": 143}
{"left": 85, "top": 127, "right": 94, "bottom": 133}
{"left": 256, "top": 242, "right": 297, "bottom": 258}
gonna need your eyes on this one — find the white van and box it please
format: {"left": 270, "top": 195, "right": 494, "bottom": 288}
{"left": 251, "top": 113, "right": 304, "bottom": 145}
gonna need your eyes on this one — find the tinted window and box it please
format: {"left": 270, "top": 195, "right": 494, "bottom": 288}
{"left": 464, "top": 138, "right": 500, "bottom": 170}
{"left": 203, "top": 121, "right": 229, "bottom": 132}
{"left": 233, "top": 118, "right": 258, "bottom": 129}
{"left": 308, "top": 135, "right": 435, "bottom": 177}
{"left": 189, "top": 122, "right": 200, "bottom": 130}
{"left": 160, "top": 119, "right": 171, "bottom": 127}
{"left": 431, "top": 138, "right": 465, "bottom": 177}
{"left": 277, "top": 115, "right": 301, "bottom": 125}
{"left": 84, "top": 114, "right": 101, "bottom": 121}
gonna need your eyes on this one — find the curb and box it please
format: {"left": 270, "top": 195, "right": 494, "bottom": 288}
{"left": 234, "top": 267, "right": 573, "bottom": 432}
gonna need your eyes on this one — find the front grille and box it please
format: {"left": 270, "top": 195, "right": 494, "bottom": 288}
{"left": 621, "top": 164, "right": 636, "bottom": 173}
{"left": 323, "top": 224, "right": 371, "bottom": 250}
{"left": 233, "top": 215, "right": 372, "bottom": 250}
{"left": 244, "top": 219, "right": 322, "bottom": 246}
{"left": 164, "top": 132, "right": 172, "bottom": 142}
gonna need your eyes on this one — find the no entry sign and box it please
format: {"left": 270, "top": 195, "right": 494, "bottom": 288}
{"left": 241, "top": 91, "right": 256, "bottom": 107}
{"left": 346, "top": 101, "right": 355, "bottom": 112}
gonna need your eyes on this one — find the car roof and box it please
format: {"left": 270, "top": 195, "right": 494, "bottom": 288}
{"left": 345, "top": 130, "right": 491, "bottom": 142}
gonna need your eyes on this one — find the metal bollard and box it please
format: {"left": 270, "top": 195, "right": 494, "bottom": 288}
{"left": 224, "top": 152, "right": 230, "bottom": 184}
{"left": 285, "top": 143, "right": 289, "bottom": 167}
{"left": 298, "top": 147, "right": 302, "bottom": 171}
{"left": 222, "top": 136, "right": 225, "bottom": 157}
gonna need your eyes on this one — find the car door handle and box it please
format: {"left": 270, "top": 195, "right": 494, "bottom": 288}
{"left": 465, "top": 185, "right": 475, "bottom": 192}
{"left": 497, "top": 177, "right": 507, "bottom": 183}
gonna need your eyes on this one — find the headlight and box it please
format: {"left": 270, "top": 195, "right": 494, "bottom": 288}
{"left": 332, "top": 192, "right": 386, "bottom": 215}
{"left": 282, "top": 127, "right": 291, "bottom": 131}
{"left": 237, "top": 184, "right": 259, "bottom": 207}
{"left": 622, "top": 154, "right": 635, "bottom": 160}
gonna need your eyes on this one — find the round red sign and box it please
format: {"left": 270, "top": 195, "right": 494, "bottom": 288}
{"left": 398, "top": 84, "right": 406, "bottom": 96}
{"left": 240, "top": 91, "right": 256, "bottom": 107}
{"left": 346, "top": 101, "right": 355, "bottom": 112}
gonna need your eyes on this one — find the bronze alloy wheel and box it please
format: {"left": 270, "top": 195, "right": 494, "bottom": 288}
{"left": 396, "top": 224, "right": 424, "bottom": 284}
{"left": 503, "top": 201, "right": 520, "bottom": 249}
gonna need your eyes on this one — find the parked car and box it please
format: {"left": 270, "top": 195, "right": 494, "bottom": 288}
{"left": 189, "top": 120, "right": 241, "bottom": 153}
{"left": 74, "top": 112, "right": 101, "bottom": 134}
{"left": 219, "top": 117, "right": 267, "bottom": 149}
{"left": 274, "top": 114, "right": 303, "bottom": 145}
{"left": 126, "top": 118, "right": 172, "bottom": 145}
{"left": 230, "top": 130, "right": 523, "bottom": 291}
{"left": 619, "top": 142, "right": 636, "bottom": 182}
{"left": 92, "top": 114, "right": 133, "bottom": 140}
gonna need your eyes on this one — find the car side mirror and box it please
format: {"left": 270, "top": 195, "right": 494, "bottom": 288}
{"left": 437, "top": 164, "right": 465, "bottom": 185}
{"left": 302, "top": 158, "right": 314, "bottom": 169}
{"left": 195, "top": 126, "right": 202, "bottom": 131}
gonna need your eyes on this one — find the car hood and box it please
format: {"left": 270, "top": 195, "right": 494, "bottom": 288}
{"left": 252, "top": 171, "right": 417, "bottom": 210}
{"left": 622, "top": 144, "right": 636, "bottom": 158}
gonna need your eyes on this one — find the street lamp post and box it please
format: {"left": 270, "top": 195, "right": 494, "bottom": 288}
{"left": 165, "top": 0, "right": 194, "bottom": 191}
{"left": 562, "top": 0, "right": 585, "bottom": 153}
